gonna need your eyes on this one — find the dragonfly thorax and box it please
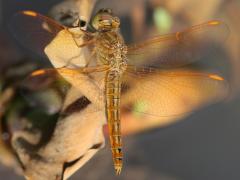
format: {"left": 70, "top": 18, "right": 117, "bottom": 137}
{"left": 109, "top": 55, "right": 127, "bottom": 74}
{"left": 95, "top": 30, "right": 127, "bottom": 74}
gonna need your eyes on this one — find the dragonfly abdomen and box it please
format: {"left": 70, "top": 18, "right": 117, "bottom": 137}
{"left": 105, "top": 70, "right": 123, "bottom": 175}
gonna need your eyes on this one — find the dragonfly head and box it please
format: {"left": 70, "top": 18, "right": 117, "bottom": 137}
{"left": 91, "top": 9, "right": 120, "bottom": 32}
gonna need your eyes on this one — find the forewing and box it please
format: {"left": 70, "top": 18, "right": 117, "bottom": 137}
{"left": 127, "top": 21, "right": 229, "bottom": 68}
{"left": 9, "top": 11, "right": 67, "bottom": 57}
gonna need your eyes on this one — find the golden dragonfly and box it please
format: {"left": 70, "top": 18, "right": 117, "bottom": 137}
{"left": 9, "top": 8, "right": 228, "bottom": 175}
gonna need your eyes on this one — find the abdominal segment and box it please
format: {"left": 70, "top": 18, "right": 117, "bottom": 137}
{"left": 105, "top": 70, "right": 123, "bottom": 175}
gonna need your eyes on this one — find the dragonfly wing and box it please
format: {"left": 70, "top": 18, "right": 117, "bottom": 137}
{"left": 127, "top": 21, "right": 229, "bottom": 68}
{"left": 22, "top": 66, "right": 109, "bottom": 115}
{"left": 9, "top": 11, "right": 66, "bottom": 57}
{"left": 9, "top": 10, "right": 94, "bottom": 66}
{"left": 121, "top": 66, "right": 228, "bottom": 118}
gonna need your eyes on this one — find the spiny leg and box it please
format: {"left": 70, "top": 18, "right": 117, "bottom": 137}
{"left": 66, "top": 28, "right": 96, "bottom": 48}
{"left": 84, "top": 49, "right": 97, "bottom": 67}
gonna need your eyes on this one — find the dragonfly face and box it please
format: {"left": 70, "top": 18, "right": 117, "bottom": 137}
{"left": 9, "top": 8, "right": 229, "bottom": 176}
{"left": 91, "top": 9, "right": 120, "bottom": 32}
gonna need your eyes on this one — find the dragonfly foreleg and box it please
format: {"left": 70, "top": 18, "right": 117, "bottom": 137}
{"left": 67, "top": 28, "right": 96, "bottom": 48}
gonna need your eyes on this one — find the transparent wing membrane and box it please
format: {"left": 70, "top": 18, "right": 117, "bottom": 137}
{"left": 22, "top": 66, "right": 109, "bottom": 115}
{"left": 9, "top": 10, "right": 93, "bottom": 58}
{"left": 9, "top": 11, "right": 66, "bottom": 57}
{"left": 121, "top": 66, "right": 228, "bottom": 117}
{"left": 127, "top": 21, "right": 229, "bottom": 68}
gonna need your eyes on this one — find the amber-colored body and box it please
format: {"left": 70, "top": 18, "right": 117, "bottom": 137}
{"left": 94, "top": 30, "right": 127, "bottom": 174}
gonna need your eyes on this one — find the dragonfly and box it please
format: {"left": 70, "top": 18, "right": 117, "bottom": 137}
{"left": 9, "top": 8, "right": 228, "bottom": 175}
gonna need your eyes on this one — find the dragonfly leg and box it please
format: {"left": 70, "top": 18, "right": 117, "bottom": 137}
{"left": 84, "top": 49, "right": 96, "bottom": 67}
{"left": 74, "top": 38, "right": 96, "bottom": 48}
{"left": 66, "top": 28, "right": 96, "bottom": 48}
{"left": 79, "top": 27, "right": 95, "bottom": 36}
